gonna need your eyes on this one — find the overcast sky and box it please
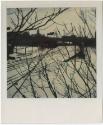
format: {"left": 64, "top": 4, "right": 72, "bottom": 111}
{"left": 7, "top": 7, "right": 96, "bottom": 37}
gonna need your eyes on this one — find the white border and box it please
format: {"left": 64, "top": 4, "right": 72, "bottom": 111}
{"left": 1, "top": 1, "right": 103, "bottom": 123}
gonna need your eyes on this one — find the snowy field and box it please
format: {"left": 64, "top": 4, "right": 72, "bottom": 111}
{"left": 7, "top": 46, "right": 96, "bottom": 98}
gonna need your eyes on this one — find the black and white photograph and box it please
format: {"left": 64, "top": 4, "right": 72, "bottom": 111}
{"left": 1, "top": 1, "right": 103, "bottom": 123}
{"left": 7, "top": 7, "right": 96, "bottom": 98}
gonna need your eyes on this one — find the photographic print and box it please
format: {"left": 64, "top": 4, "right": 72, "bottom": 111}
{"left": 7, "top": 7, "right": 96, "bottom": 98}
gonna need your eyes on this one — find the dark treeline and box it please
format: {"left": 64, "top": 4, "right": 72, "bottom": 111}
{"left": 7, "top": 31, "right": 96, "bottom": 58}
{"left": 7, "top": 31, "right": 96, "bottom": 47}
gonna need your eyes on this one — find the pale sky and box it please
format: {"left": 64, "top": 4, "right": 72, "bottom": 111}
{"left": 7, "top": 7, "right": 96, "bottom": 37}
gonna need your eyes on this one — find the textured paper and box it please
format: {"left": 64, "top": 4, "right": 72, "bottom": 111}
{"left": 1, "top": 1, "right": 103, "bottom": 123}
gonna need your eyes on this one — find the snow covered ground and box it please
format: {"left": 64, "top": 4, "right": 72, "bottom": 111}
{"left": 7, "top": 46, "right": 96, "bottom": 98}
